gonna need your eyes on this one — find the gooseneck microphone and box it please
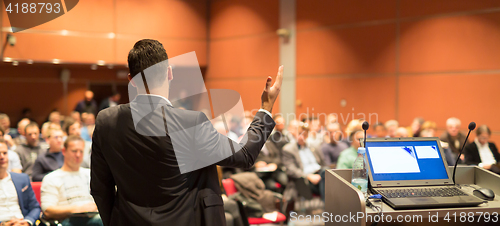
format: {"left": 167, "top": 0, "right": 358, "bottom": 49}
{"left": 452, "top": 122, "right": 476, "bottom": 185}
{"left": 362, "top": 121, "right": 369, "bottom": 148}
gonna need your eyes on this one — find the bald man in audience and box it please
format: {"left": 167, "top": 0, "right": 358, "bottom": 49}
{"left": 74, "top": 91, "right": 98, "bottom": 115}
{"left": 14, "top": 118, "right": 31, "bottom": 146}
{"left": 440, "top": 117, "right": 467, "bottom": 160}
{"left": 14, "top": 122, "right": 46, "bottom": 177}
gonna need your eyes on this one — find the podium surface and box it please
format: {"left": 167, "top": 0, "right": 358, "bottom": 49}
{"left": 324, "top": 166, "right": 500, "bottom": 225}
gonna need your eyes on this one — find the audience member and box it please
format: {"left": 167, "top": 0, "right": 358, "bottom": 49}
{"left": 98, "top": 92, "right": 121, "bottom": 112}
{"left": 0, "top": 127, "right": 22, "bottom": 173}
{"left": 409, "top": 117, "right": 425, "bottom": 137}
{"left": 0, "top": 137, "right": 41, "bottom": 226}
{"left": 384, "top": 120, "right": 399, "bottom": 138}
{"left": 337, "top": 130, "right": 364, "bottom": 169}
{"left": 80, "top": 113, "right": 95, "bottom": 142}
{"left": 372, "top": 122, "right": 387, "bottom": 138}
{"left": 326, "top": 113, "right": 338, "bottom": 125}
{"left": 64, "top": 120, "right": 92, "bottom": 168}
{"left": 420, "top": 124, "right": 456, "bottom": 166}
{"left": 395, "top": 127, "right": 409, "bottom": 138}
{"left": 13, "top": 118, "right": 31, "bottom": 146}
{"left": 32, "top": 129, "right": 64, "bottom": 182}
{"left": 0, "top": 114, "right": 18, "bottom": 138}
{"left": 282, "top": 123, "right": 325, "bottom": 200}
{"left": 306, "top": 117, "right": 324, "bottom": 148}
{"left": 464, "top": 125, "right": 500, "bottom": 174}
{"left": 41, "top": 136, "right": 103, "bottom": 226}
{"left": 440, "top": 117, "right": 467, "bottom": 160}
{"left": 254, "top": 114, "right": 289, "bottom": 192}
{"left": 70, "top": 111, "right": 81, "bottom": 124}
{"left": 321, "top": 123, "right": 348, "bottom": 169}
{"left": 48, "top": 111, "right": 62, "bottom": 127}
{"left": 14, "top": 122, "right": 46, "bottom": 177}
{"left": 74, "top": 90, "right": 98, "bottom": 115}
{"left": 0, "top": 125, "right": 16, "bottom": 150}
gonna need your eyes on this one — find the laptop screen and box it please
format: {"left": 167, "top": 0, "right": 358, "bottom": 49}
{"left": 365, "top": 139, "right": 449, "bottom": 181}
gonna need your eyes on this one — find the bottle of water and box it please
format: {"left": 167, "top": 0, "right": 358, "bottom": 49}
{"left": 351, "top": 147, "right": 368, "bottom": 198}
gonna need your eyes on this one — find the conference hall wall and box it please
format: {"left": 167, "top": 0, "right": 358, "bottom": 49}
{"left": 0, "top": 0, "right": 208, "bottom": 125}
{"left": 294, "top": 0, "right": 500, "bottom": 144}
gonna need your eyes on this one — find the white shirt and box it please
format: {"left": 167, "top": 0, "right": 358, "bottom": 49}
{"left": 0, "top": 173, "right": 24, "bottom": 222}
{"left": 298, "top": 146, "right": 321, "bottom": 175}
{"left": 41, "top": 168, "right": 95, "bottom": 212}
{"left": 475, "top": 138, "right": 497, "bottom": 166}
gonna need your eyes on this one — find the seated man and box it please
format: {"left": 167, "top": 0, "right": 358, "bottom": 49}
{"left": 321, "top": 122, "right": 348, "bottom": 169}
{"left": 32, "top": 129, "right": 64, "bottom": 182}
{"left": 254, "top": 114, "right": 289, "bottom": 192}
{"left": 40, "top": 136, "right": 103, "bottom": 226}
{"left": 62, "top": 120, "right": 92, "bottom": 168}
{"left": 282, "top": 123, "right": 325, "bottom": 201}
{"left": 15, "top": 122, "right": 46, "bottom": 177}
{"left": 0, "top": 138, "right": 41, "bottom": 226}
{"left": 336, "top": 130, "right": 364, "bottom": 169}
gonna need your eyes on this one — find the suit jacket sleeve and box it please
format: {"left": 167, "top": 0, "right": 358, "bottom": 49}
{"left": 31, "top": 158, "right": 44, "bottom": 182}
{"left": 282, "top": 146, "right": 306, "bottom": 179}
{"left": 463, "top": 143, "right": 480, "bottom": 165}
{"left": 490, "top": 143, "right": 500, "bottom": 163}
{"left": 195, "top": 111, "right": 275, "bottom": 169}
{"left": 90, "top": 116, "right": 116, "bottom": 226}
{"left": 22, "top": 174, "right": 41, "bottom": 223}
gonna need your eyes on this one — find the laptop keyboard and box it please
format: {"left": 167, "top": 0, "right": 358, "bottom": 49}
{"left": 378, "top": 187, "right": 469, "bottom": 198}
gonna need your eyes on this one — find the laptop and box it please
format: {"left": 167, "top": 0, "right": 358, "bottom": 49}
{"left": 363, "top": 137, "right": 485, "bottom": 210}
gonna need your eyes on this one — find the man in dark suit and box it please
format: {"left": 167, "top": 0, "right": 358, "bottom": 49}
{"left": 90, "top": 39, "right": 283, "bottom": 226}
{"left": 74, "top": 91, "right": 98, "bottom": 115}
{"left": 0, "top": 138, "right": 41, "bottom": 226}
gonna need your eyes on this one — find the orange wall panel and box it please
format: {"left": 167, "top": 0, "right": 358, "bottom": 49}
{"left": 210, "top": 0, "right": 279, "bottom": 39}
{"left": 116, "top": 0, "right": 207, "bottom": 39}
{"left": 297, "top": 24, "right": 397, "bottom": 76}
{"left": 400, "top": 12, "right": 500, "bottom": 73}
{"left": 400, "top": 0, "right": 500, "bottom": 18}
{"left": 1, "top": 33, "right": 114, "bottom": 64}
{"left": 398, "top": 73, "right": 500, "bottom": 132}
{"left": 205, "top": 78, "right": 280, "bottom": 113}
{"left": 23, "top": 0, "right": 114, "bottom": 33}
{"left": 297, "top": 0, "right": 397, "bottom": 30}
{"left": 207, "top": 35, "right": 279, "bottom": 78}
{"left": 296, "top": 75, "right": 396, "bottom": 125}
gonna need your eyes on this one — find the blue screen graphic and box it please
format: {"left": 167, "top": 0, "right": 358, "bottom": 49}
{"left": 365, "top": 140, "right": 449, "bottom": 181}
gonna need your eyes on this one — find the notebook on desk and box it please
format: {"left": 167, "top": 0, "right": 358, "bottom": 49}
{"left": 363, "top": 137, "right": 485, "bottom": 210}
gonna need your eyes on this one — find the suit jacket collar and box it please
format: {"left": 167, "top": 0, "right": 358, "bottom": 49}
{"left": 132, "top": 94, "right": 172, "bottom": 107}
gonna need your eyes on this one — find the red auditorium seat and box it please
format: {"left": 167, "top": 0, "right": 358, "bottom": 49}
{"left": 222, "top": 178, "right": 286, "bottom": 225}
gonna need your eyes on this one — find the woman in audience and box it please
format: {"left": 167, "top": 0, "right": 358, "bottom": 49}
{"left": 464, "top": 125, "right": 500, "bottom": 173}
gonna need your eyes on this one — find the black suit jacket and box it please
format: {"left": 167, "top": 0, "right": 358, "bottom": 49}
{"left": 90, "top": 95, "right": 275, "bottom": 226}
{"left": 464, "top": 142, "right": 500, "bottom": 166}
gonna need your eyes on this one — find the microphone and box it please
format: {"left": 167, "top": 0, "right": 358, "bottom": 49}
{"left": 362, "top": 121, "right": 369, "bottom": 148}
{"left": 452, "top": 122, "right": 476, "bottom": 185}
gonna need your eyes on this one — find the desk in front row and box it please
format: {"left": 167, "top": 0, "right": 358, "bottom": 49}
{"left": 324, "top": 166, "right": 500, "bottom": 226}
